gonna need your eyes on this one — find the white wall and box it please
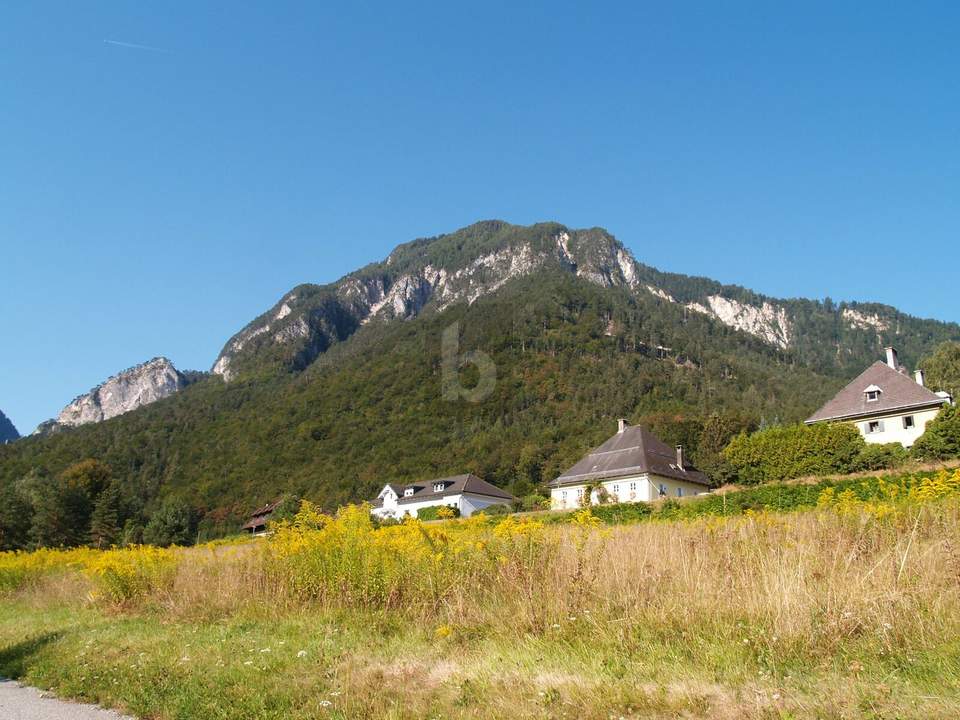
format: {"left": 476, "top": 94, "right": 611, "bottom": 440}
{"left": 550, "top": 473, "right": 710, "bottom": 510}
{"left": 851, "top": 407, "right": 942, "bottom": 448}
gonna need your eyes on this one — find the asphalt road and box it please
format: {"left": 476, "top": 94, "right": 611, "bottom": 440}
{"left": 0, "top": 680, "right": 135, "bottom": 720}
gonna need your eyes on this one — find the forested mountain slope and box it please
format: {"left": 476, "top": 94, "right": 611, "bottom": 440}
{"left": 1, "top": 221, "right": 957, "bottom": 544}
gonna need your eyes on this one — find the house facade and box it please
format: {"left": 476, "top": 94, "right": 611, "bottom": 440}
{"left": 805, "top": 347, "right": 952, "bottom": 448}
{"left": 549, "top": 420, "right": 711, "bottom": 510}
{"left": 370, "top": 473, "right": 515, "bottom": 519}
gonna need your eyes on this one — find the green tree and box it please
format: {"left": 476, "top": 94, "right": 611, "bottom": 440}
{"left": 912, "top": 405, "right": 960, "bottom": 460}
{"left": 89, "top": 481, "right": 123, "bottom": 548}
{"left": 921, "top": 341, "right": 960, "bottom": 400}
{"left": 0, "top": 481, "right": 32, "bottom": 550}
{"left": 143, "top": 499, "right": 195, "bottom": 547}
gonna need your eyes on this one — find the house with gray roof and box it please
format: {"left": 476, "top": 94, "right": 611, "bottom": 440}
{"left": 548, "top": 420, "right": 711, "bottom": 510}
{"left": 370, "top": 474, "right": 515, "bottom": 519}
{"left": 805, "top": 347, "right": 952, "bottom": 448}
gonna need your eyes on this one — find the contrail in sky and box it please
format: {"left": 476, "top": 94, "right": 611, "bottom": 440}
{"left": 104, "top": 39, "right": 169, "bottom": 53}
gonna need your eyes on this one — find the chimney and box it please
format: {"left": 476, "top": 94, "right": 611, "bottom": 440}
{"left": 915, "top": 369, "right": 925, "bottom": 387}
{"left": 884, "top": 346, "right": 898, "bottom": 370}
{"left": 617, "top": 418, "right": 627, "bottom": 433}
{"left": 676, "top": 444, "right": 684, "bottom": 468}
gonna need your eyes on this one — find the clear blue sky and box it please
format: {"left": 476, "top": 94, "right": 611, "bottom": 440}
{"left": 2, "top": 2, "right": 958, "bottom": 434}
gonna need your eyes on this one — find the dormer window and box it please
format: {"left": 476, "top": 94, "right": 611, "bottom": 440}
{"left": 404, "top": 487, "right": 415, "bottom": 497}
{"left": 433, "top": 482, "right": 446, "bottom": 493}
{"left": 864, "top": 384, "right": 882, "bottom": 402}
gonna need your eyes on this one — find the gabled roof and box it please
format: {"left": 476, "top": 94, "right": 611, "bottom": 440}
{"left": 373, "top": 474, "right": 514, "bottom": 505}
{"left": 550, "top": 425, "right": 711, "bottom": 487}
{"left": 806, "top": 361, "right": 947, "bottom": 424}
{"left": 242, "top": 499, "right": 282, "bottom": 530}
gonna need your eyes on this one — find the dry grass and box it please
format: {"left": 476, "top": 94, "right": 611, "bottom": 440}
{"left": 2, "top": 494, "right": 960, "bottom": 718}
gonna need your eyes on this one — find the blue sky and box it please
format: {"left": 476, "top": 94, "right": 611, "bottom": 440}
{"left": 2, "top": 2, "right": 958, "bottom": 434}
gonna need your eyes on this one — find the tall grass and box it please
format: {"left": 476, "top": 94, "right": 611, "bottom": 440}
{"left": 2, "top": 471, "right": 960, "bottom": 717}
{"left": 2, "top": 471, "right": 959, "bottom": 647}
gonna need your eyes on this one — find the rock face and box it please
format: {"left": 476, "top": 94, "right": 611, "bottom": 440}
{"left": 37, "top": 358, "right": 187, "bottom": 433}
{"left": 0, "top": 410, "right": 19, "bottom": 443}
{"left": 685, "top": 296, "right": 793, "bottom": 349}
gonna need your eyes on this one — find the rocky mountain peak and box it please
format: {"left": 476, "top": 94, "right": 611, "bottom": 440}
{"left": 35, "top": 357, "right": 188, "bottom": 434}
{"left": 210, "top": 221, "right": 647, "bottom": 381}
{"left": 0, "top": 409, "right": 19, "bottom": 444}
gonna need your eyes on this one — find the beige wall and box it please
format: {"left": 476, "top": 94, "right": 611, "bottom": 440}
{"left": 849, "top": 406, "right": 942, "bottom": 448}
{"left": 550, "top": 473, "right": 710, "bottom": 510}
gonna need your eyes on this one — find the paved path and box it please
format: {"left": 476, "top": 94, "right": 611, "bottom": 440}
{"left": 0, "top": 680, "right": 135, "bottom": 720}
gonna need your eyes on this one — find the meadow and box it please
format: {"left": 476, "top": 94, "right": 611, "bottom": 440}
{"left": 1, "top": 470, "right": 959, "bottom": 719}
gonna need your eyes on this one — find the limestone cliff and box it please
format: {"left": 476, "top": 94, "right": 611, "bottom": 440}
{"left": 36, "top": 358, "right": 187, "bottom": 434}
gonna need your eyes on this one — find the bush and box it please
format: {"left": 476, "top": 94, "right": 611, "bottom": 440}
{"left": 853, "top": 443, "right": 909, "bottom": 472}
{"left": 520, "top": 494, "right": 550, "bottom": 512}
{"left": 722, "top": 423, "right": 864, "bottom": 484}
{"left": 912, "top": 405, "right": 960, "bottom": 460}
{"left": 475, "top": 503, "right": 512, "bottom": 516}
{"left": 417, "top": 505, "right": 460, "bottom": 521}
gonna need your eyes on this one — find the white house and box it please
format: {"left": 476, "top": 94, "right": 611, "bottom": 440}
{"left": 805, "top": 347, "right": 953, "bottom": 448}
{"left": 370, "top": 473, "right": 515, "bottom": 519}
{"left": 548, "top": 420, "right": 712, "bottom": 510}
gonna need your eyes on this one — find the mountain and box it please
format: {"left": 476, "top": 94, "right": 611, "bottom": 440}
{"left": 34, "top": 358, "right": 190, "bottom": 435}
{"left": 212, "top": 220, "right": 956, "bottom": 382}
{"left": 1, "top": 220, "right": 957, "bottom": 547}
{"left": 0, "top": 410, "right": 18, "bottom": 444}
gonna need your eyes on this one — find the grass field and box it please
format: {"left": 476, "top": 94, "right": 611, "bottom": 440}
{"left": 1, "top": 471, "right": 960, "bottom": 719}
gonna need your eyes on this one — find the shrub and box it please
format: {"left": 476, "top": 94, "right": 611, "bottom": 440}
{"left": 722, "top": 422, "right": 864, "bottom": 484}
{"left": 912, "top": 405, "right": 960, "bottom": 460}
{"left": 416, "top": 505, "right": 460, "bottom": 521}
{"left": 475, "top": 503, "right": 512, "bottom": 516}
{"left": 520, "top": 494, "right": 550, "bottom": 512}
{"left": 853, "top": 442, "right": 909, "bottom": 472}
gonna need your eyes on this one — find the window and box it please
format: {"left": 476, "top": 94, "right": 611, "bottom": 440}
{"left": 433, "top": 483, "right": 445, "bottom": 492}
{"left": 676, "top": 487, "right": 683, "bottom": 497}
{"left": 612, "top": 484, "right": 620, "bottom": 494}
{"left": 404, "top": 487, "right": 415, "bottom": 497}
{"left": 658, "top": 483, "right": 666, "bottom": 497}
{"left": 903, "top": 416, "right": 915, "bottom": 429}
{"left": 867, "top": 421, "right": 884, "bottom": 434}
{"left": 561, "top": 490, "right": 567, "bottom": 501}
{"left": 865, "top": 390, "right": 880, "bottom": 402}
{"left": 629, "top": 482, "right": 637, "bottom": 492}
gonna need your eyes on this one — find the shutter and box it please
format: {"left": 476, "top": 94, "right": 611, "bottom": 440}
{"left": 877, "top": 421, "right": 885, "bottom": 432}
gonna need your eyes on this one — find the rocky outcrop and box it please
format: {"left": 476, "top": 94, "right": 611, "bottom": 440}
{"left": 36, "top": 358, "right": 187, "bottom": 433}
{"left": 842, "top": 308, "right": 890, "bottom": 332}
{"left": 0, "top": 410, "right": 19, "bottom": 443}
{"left": 685, "top": 295, "right": 793, "bottom": 349}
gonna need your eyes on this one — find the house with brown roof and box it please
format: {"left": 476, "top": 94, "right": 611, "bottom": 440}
{"left": 242, "top": 500, "right": 282, "bottom": 535}
{"left": 549, "top": 420, "right": 711, "bottom": 510}
{"left": 805, "top": 347, "right": 953, "bottom": 448}
{"left": 370, "top": 474, "right": 515, "bottom": 519}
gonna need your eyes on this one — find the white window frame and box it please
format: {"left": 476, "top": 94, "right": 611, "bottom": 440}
{"left": 902, "top": 415, "right": 915, "bottom": 429}
{"left": 866, "top": 420, "right": 883, "bottom": 434}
